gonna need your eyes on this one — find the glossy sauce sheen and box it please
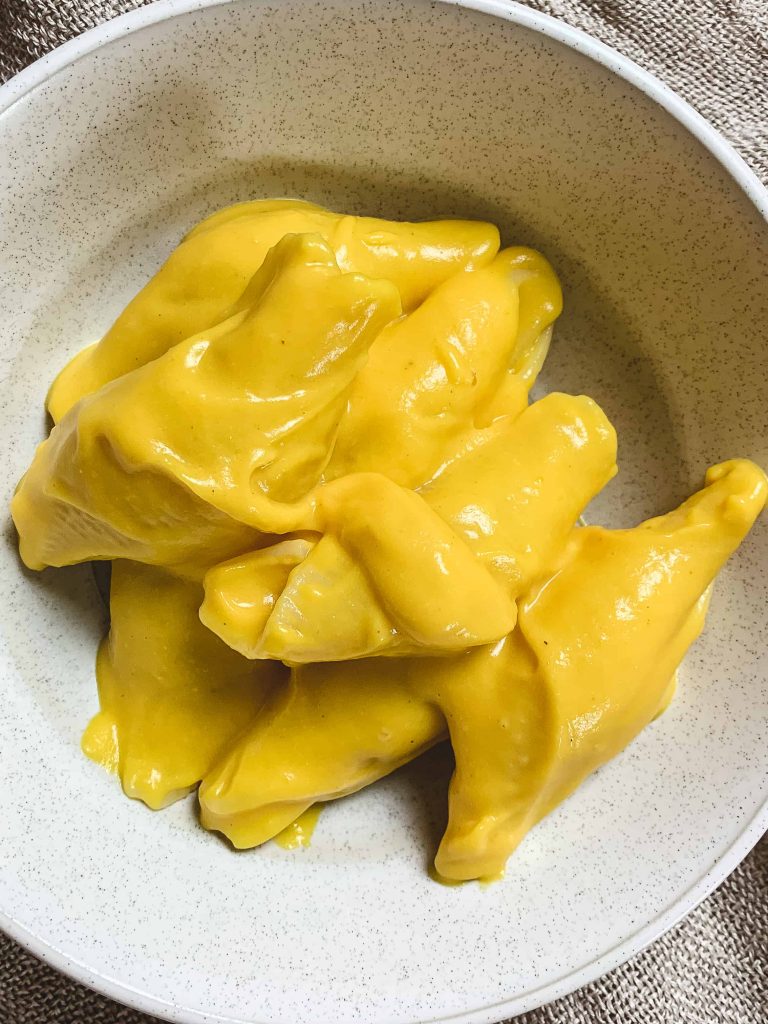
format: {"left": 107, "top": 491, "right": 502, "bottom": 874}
{"left": 12, "top": 200, "right": 767, "bottom": 882}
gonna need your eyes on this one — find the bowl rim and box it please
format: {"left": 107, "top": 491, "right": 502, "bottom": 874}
{"left": 1, "top": 1, "right": 766, "bottom": 1022}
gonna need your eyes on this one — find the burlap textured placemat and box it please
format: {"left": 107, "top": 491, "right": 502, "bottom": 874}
{"left": 1, "top": 1, "right": 766, "bottom": 1022}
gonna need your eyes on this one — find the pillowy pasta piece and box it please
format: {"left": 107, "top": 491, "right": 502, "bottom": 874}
{"left": 431, "top": 458, "right": 768, "bottom": 881}
{"left": 187, "top": 202, "right": 500, "bottom": 310}
{"left": 327, "top": 249, "right": 523, "bottom": 486}
{"left": 13, "top": 234, "right": 400, "bottom": 572}
{"left": 420, "top": 391, "right": 616, "bottom": 590}
{"left": 255, "top": 474, "right": 517, "bottom": 661}
{"left": 47, "top": 199, "right": 499, "bottom": 420}
{"left": 182, "top": 198, "right": 323, "bottom": 239}
{"left": 201, "top": 392, "right": 617, "bottom": 661}
{"left": 501, "top": 247, "right": 563, "bottom": 386}
{"left": 199, "top": 539, "right": 317, "bottom": 658}
{"left": 328, "top": 212, "right": 499, "bottom": 310}
{"left": 47, "top": 200, "right": 330, "bottom": 421}
{"left": 199, "top": 657, "right": 447, "bottom": 848}
{"left": 82, "top": 560, "right": 285, "bottom": 810}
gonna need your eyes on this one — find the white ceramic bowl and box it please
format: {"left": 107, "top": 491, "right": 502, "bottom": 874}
{"left": 1, "top": 2, "right": 766, "bottom": 1022}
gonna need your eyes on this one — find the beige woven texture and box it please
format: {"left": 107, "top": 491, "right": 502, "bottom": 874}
{"left": 0, "top": 1, "right": 766, "bottom": 1021}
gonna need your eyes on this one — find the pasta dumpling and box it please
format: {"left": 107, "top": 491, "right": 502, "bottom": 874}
{"left": 83, "top": 560, "right": 285, "bottom": 810}
{"left": 13, "top": 233, "right": 400, "bottom": 572}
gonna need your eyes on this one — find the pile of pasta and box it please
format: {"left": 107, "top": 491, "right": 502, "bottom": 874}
{"left": 13, "top": 200, "right": 766, "bottom": 881}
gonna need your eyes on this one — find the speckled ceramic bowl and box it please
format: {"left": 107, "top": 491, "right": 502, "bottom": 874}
{"left": 1, "top": 2, "right": 766, "bottom": 1022}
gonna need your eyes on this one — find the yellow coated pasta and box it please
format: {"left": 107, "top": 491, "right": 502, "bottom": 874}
{"left": 13, "top": 200, "right": 766, "bottom": 882}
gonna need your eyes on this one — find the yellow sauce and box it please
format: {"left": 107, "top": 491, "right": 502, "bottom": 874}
{"left": 12, "top": 200, "right": 767, "bottom": 882}
{"left": 273, "top": 806, "right": 323, "bottom": 850}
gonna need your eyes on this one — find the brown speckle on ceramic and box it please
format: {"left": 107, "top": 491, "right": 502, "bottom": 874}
{"left": 0, "top": 2, "right": 766, "bottom": 1023}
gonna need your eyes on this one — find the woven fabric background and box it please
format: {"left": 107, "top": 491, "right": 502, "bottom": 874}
{"left": 1, "top": 1, "right": 766, "bottom": 1022}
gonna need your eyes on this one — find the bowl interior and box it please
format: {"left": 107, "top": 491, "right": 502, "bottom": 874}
{"left": 0, "top": 2, "right": 766, "bottom": 1022}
